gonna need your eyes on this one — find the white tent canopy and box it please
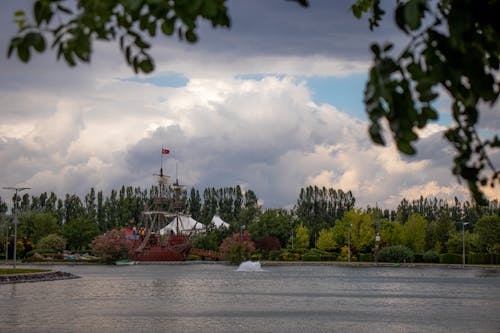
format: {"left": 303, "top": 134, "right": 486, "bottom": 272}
{"left": 160, "top": 215, "right": 204, "bottom": 235}
{"left": 210, "top": 215, "right": 230, "bottom": 229}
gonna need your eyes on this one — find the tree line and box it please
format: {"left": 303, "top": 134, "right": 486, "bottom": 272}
{"left": 0, "top": 184, "right": 499, "bottom": 260}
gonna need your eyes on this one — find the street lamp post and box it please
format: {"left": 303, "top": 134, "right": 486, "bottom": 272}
{"left": 12, "top": 217, "right": 20, "bottom": 269}
{"left": 2, "top": 186, "right": 30, "bottom": 269}
{"left": 462, "top": 221, "right": 470, "bottom": 267}
{"left": 347, "top": 224, "right": 351, "bottom": 263}
{"left": 4, "top": 224, "right": 9, "bottom": 261}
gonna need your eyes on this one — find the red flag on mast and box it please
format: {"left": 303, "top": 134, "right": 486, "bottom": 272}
{"left": 162, "top": 148, "right": 170, "bottom": 155}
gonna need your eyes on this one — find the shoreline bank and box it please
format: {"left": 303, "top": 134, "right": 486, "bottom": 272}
{"left": 2, "top": 260, "right": 499, "bottom": 270}
{"left": 0, "top": 270, "right": 80, "bottom": 284}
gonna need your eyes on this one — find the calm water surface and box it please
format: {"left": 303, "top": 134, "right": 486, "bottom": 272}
{"left": 1, "top": 264, "right": 499, "bottom": 333}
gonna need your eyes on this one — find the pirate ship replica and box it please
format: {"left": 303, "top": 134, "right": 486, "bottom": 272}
{"left": 130, "top": 152, "right": 195, "bottom": 261}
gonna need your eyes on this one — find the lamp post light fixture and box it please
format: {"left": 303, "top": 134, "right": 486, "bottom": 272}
{"left": 462, "top": 221, "right": 470, "bottom": 267}
{"left": 2, "top": 186, "right": 30, "bottom": 269}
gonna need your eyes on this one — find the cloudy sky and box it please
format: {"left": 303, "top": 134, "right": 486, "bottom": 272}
{"left": 0, "top": 0, "right": 498, "bottom": 209}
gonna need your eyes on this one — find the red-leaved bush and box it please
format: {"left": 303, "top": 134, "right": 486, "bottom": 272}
{"left": 89, "top": 229, "right": 131, "bottom": 263}
{"left": 219, "top": 231, "right": 255, "bottom": 264}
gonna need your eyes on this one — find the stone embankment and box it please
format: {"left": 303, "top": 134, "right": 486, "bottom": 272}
{"left": 0, "top": 271, "right": 80, "bottom": 284}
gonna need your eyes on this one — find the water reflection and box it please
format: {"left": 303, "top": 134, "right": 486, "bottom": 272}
{"left": 0, "top": 264, "right": 499, "bottom": 333}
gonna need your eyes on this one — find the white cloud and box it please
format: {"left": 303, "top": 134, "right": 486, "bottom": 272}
{"left": 1, "top": 2, "right": 496, "bottom": 209}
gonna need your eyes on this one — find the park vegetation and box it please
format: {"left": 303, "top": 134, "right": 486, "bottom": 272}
{"left": 0, "top": 185, "right": 499, "bottom": 265}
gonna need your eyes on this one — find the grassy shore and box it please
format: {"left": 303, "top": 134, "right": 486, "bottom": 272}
{"left": 0, "top": 268, "right": 50, "bottom": 275}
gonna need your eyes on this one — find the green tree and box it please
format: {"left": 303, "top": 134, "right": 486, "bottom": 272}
{"left": 401, "top": 213, "right": 427, "bottom": 253}
{"left": 248, "top": 209, "right": 291, "bottom": 247}
{"left": 379, "top": 219, "right": 403, "bottom": 247}
{"left": 0, "top": 196, "right": 7, "bottom": 214}
{"left": 192, "top": 227, "right": 228, "bottom": 252}
{"left": 188, "top": 188, "right": 202, "bottom": 221}
{"left": 294, "top": 223, "right": 310, "bottom": 251}
{"left": 474, "top": 215, "right": 500, "bottom": 254}
{"left": 445, "top": 230, "right": 479, "bottom": 255}
{"left": 62, "top": 216, "right": 100, "bottom": 251}
{"left": 425, "top": 215, "right": 454, "bottom": 253}
{"left": 19, "top": 212, "right": 59, "bottom": 244}
{"left": 343, "top": 209, "right": 375, "bottom": 253}
{"left": 316, "top": 227, "right": 336, "bottom": 251}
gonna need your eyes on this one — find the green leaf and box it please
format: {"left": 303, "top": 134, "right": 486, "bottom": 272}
{"left": 14, "top": 10, "right": 25, "bottom": 17}
{"left": 134, "top": 38, "right": 150, "bottom": 49}
{"left": 404, "top": 0, "right": 427, "bottom": 30}
{"left": 125, "top": 46, "right": 131, "bottom": 63}
{"left": 383, "top": 43, "right": 393, "bottom": 52}
{"left": 395, "top": 4, "right": 408, "bottom": 33}
{"left": 56, "top": 4, "right": 73, "bottom": 15}
{"left": 63, "top": 49, "right": 76, "bottom": 66}
{"left": 370, "top": 43, "right": 380, "bottom": 57}
{"left": 396, "top": 140, "right": 416, "bottom": 155}
{"left": 185, "top": 29, "right": 198, "bottom": 43}
{"left": 139, "top": 58, "right": 154, "bottom": 73}
{"left": 17, "top": 42, "right": 30, "bottom": 62}
{"left": 161, "top": 18, "right": 175, "bottom": 35}
{"left": 369, "top": 123, "right": 385, "bottom": 145}
{"left": 7, "top": 37, "right": 22, "bottom": 58}
{"left": 26, "top": 32, "right": 46, "bottom": 52}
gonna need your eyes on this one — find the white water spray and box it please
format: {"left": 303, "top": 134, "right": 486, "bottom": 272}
{"left": 236, "top": 261, "right": 264, "bottom": 272}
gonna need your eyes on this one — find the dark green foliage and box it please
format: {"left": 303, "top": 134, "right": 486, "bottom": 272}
{"left": 0, "top": 196, "right": 8, "bottom": 214}
{"left": 467, "top": 253, "right": 494, "bottom": 265}
{"left": 62, "top": 216, "right": 100, "bottom": 251}
{"left": 19, "top": 212, "right": 59, "bottom": 244}
{"left": 422, "top": 250, "right": 439, "bottom": 263}
{"left": 301, "top": 253, "right": 321, "bottom": 261}
{"left": 474, "top": 215, "right": 500, "bottom": 254}
{"left": 9, "top": 0, "right": 231, "bottom": 74}
{"left": 248, "top": 209, "right": 291, "bottom": 247}
{"left": 359, "top": 253, "right": 374, "bottom": 262}
{"left": 377, "top": 245, "right": 414, "bottom": 263}
{"left": 192, "top": 227, "right": 228, "bottom": 251}
{"left": 355, "top": 0, "right": 500, "bottom": 204}
{"left": 439, "top": 253, "right": 462, "bottom": 264}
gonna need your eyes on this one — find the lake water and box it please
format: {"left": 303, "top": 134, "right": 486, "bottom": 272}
{"left": 1, "top": 263, "right": 499, "bottom": 333}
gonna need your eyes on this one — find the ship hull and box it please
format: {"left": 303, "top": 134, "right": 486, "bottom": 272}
{"left": 130, "top": 234, "right": 191, "bottom": 261}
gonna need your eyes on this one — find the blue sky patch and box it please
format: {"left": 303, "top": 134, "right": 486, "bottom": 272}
{"left": 122, "top": 72, "right": 189, "bottom": 87}
{"left": 304, "top": 74, "right": 367, "bottom": 120}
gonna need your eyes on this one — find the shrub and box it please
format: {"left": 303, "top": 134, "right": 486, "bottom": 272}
{"left": 439, "top": 253, "right": 462, "bottom": 264}
{"left": 377, "top": 245, "right": 414, "bottom": 263}
{"left": 89, "top": 229, "right": 132, "bottom": 263}
{"left": 413, "top": 254, "right": 423, "bottom": 263}
{"left": 268, "top": 249, "right": 282, "bottom": 260}
{"left": 37, "top": 234, "right": 67, "bottom": 252}
{"left": 279, "top": 251, "right": 301, "bottom": 261}
{"left": 26, "top": 248, "right": 57, "bottom": 257}
{"left": 468, "top": 253, "right": 493, "bottom": 265}
{"left": 422, "top": 250, "right": 440, "bottom": 263}
{"left": 220, "top": 231, "right": 255, "bottom": 264}
{"left": 302, "top": 253, "right": 321, "bottom": 261}
{"left": 359, "top": 253, "right": 374, "bottom": 262}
